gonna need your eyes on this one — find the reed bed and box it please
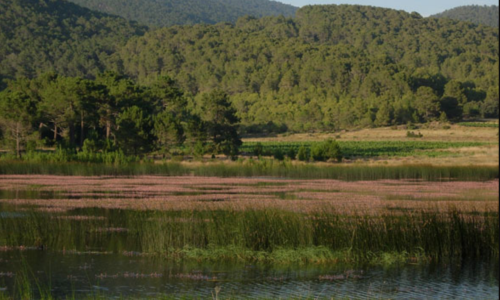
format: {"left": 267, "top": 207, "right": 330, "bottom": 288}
{"left": 0, "top": 160, "right": 498, "bottom": 181}
{"left": 0, "top": 175, "right": 497, "bottom": 265}
{"left": 0, "top": 207, "right": 497, "bottom": 265}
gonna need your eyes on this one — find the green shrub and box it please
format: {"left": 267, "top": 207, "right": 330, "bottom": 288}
{"left": 82, "top": 139, "right": 98, "bottom": 153}
{"left": 311, "top": 139, "right": 342, "bottom": 162}
{"left": 253, "top": 142, "right": 263, "bottom": 156}
{"left": 25, "top": 140, "right": 37, "bottom": 153}
{"left": 297, "top": 145, "right": 309, "bottom": 161}
{"left": 286, "top": 147, "right": 296, "bottom": 160}
{"left": 406, "top": 131, "right": 423, "bottom": 138}
{"left": 193, "top": 141, "right": 205, "bottom": 158}
{"left": 273, "top": 148, "right": 284, "bottom": 161}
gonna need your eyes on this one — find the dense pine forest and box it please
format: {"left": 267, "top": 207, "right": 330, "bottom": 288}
{"left": 431, "top": 5, "right": 499, "bottom": 28}
{"left": 0, "top": 0, "right": 499, "bottom": 156}
{"left": 118, "top": 5, "right": 498, "bottom": 132}
{"left": 67, "top": 0, "right": 297, "bottom": 27}
{"left": 0, "top": 0, "right": 147, "bottom": 83}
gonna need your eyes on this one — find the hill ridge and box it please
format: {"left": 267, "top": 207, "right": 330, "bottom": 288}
{"left": 67, "top": 0, "right": 298, "bottom": 27}
{"left": 431, "top": 5, "right": 499, "bottom": 28}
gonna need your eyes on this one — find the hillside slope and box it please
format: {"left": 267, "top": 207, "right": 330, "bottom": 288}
{"left": 67, "top": 0, "right": 298, "bottom": 27}
{"left": 0, "top": 0, "right": 147, "bottom": 82}
{"left": 0, "top": 2, "right": 498, "bottom": 132}
{"left": 117, "top": 5, "right": 499, "bottom": 130}
{"left": 431, "top": 5, "right": 498, "bottom": 28}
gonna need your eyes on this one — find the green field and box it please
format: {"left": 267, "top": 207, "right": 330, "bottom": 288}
{"left": 458, "top": 122, "right": 499, "bottom": 128}
{"left": 240, "top": 141, "right": 490, "bottom": 159}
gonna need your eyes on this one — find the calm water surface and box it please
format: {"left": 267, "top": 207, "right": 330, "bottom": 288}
{"left": 0, "top": 250, "right": 498, "bottom": 299}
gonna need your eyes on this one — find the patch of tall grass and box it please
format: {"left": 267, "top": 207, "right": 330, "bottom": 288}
{"left": 0, "top": 148, "right": 142, "bottom": 164}
{"left": 0, "top": 160, "right": 497, "bottom": 181}
{"left": 1, "top": 207, "right": 497, "bottom": 264}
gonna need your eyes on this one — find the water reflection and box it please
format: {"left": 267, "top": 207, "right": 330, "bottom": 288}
{"left": 0, "top": 250, "right": 498, "bottom": 299}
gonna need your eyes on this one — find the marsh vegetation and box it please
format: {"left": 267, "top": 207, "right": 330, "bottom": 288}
{"left": 0, "top": 175, "right": 498, "bottom": 298}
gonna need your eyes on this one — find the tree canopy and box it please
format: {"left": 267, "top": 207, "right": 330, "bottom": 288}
{"left": 0, "top": 2, "right": 498, "bottom": 135}
{"left": 0, "top": 0, "right": 147, "bottom": 81}
{"left": 68, "top": 0, "right": 297, "bottom": 28}
{"left": 118, "top": 5, "right": 499, "bottom": 130}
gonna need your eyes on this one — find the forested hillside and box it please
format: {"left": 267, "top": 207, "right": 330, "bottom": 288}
{"left": 431, "top": 5, "right": 499, "bottom": 28}
{"left": 0, "top": 0, "right": 146, "bottom": 84}
{"left": 117, "top": 5, "right": 499, "bottom": 131}
{"left": 68, "top": 0, "right": 298, "bottom": 27}
{"left": 0, "top": 2, "right": 498, "bottom": 134}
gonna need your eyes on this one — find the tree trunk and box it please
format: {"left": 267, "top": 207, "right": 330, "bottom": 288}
{"left": 69, "top": 102, "right": 75, "bottom": 146}
{"left": 80, "top": 110, "right": 85, "bottom": 149}
{"left": 69, "top": 123, "right": 75, "bottom": 147}
{"left": 106, "top": 119, "right": 111, "bottom": 140}
{"left": 16, "top": 122, "right": 20, "bottom": 158}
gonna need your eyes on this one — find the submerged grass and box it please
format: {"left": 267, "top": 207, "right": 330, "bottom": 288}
{"left": 0, "top": 160, "right": 497, "bottom": 181}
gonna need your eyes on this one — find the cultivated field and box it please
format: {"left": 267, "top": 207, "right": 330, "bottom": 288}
{"left": 243, "top": 122, "right": 499, "bottom": 143}
{"left": 241, "top": 124, "right": 499, "bottom": 166}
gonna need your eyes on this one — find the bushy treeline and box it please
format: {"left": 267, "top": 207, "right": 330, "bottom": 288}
{"left": 431, "top": 5, "right": 499, "bottom": 28}
{"left": 68, "top": 0, "right": 297, "bottom": 27}
{"left": 0, "top": 73, "right": 241, "bottom": 158}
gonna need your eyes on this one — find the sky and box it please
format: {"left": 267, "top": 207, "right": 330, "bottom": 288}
{"left": 278, "top": 0, "right": 499, "bottom": 17}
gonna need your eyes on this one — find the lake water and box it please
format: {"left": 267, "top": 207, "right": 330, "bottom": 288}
{"left": 0, "top": 176, "right": 498, "bottom": 299}
{"left": 0, "top": 250, "right": 498, "bottom": 299}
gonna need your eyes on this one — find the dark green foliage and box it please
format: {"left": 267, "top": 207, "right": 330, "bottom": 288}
{"left": 0, "top": 2, "right": 498, "bottom": 137}
{"left": 273, "top": 148, "right": 284, "bottom": 160}
{"left": 184, "top": 115, "right": 208, "bottom": 148}
{"left": 414, "top": 86, "right": 441, "bottom": 121}
{"left": 431, "top": 5, "right": 499, "bottom": 28}
{"left": 192, "top": 141, "right": 206, "bottom": 158}
{"left": 68, "top": 0, "right": 298, "bottom": 27}
{"left": 0, "top": 79, "right": 38, "bottom": 157}
{"left": 253, "top": 142, "right": 264, "bottom": 156}
{"left": 0, "top": 74, "right": 207, "bottom": 157}
{"left": 154, "top": 111, "right": 185, "bottom": 152}
{"left": 286, "top": 147, "right": 296, "bottom": 160}
{"left": 459, "top": 122, "right": 499, "bottom": 128}
{"left": 116, "top": 5, "right": 499, "bottom": 130}
{"left": 115, "top": 106, "right": 153, "bottom": 155}
{"left": 240, "top": 141, "right": 489, "bottom": 160}
{"left": 0, "top": 0, "right": 146, "bottom": 80}
{"left": 297, "top": 145, "right": 309, "bottom": 161}
{"left": 406, "top": 131, "right": 423, "bottom": 138}
{"left": 310, "top": 139, "right": 342, "bottom": 162}
{"left": 200, "top": 89, "right": 242, "bottom": 156}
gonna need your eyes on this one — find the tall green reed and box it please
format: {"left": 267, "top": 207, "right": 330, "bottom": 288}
{"left": 0, "top": 160, "right": 497, "bottom": 181}
{"left": 1, "top": 208, "right": 497, "bottom": 263}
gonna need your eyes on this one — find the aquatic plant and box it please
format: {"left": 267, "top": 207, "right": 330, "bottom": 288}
{"left": 0, "top": 160, "right": 497, "bottom": 181}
